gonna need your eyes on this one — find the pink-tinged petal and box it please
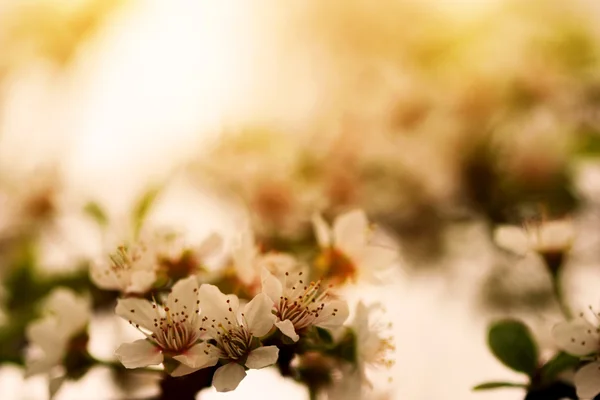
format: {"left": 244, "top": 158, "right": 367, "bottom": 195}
{"left": 311, "top": 213, "right": 331, "bottom": 248}
{"left": 493, "top": 225, "right": 530, "bottom": 256}
{"left": 199, "top": 284, "right": 239, "bottom": 328}
{"left": 115, "top": 339, "right": 163, "bottom": 368}
{"left": 244, "top": 293, "right": 275, "bottom": 337}
{"left": 246, "top": 346, "right": 279, "bottom": 369}
{"left": 275, "top": 320, "right": 299, "bottom": 342}
{"left": 126, "top": 270, "right": 156, "bottom": 294}
{"left": 172, "top": 343, "right": 219, "bottom": 369}
{"left": 333, "top": 210, "right": 369, "bottom": 255}
{"left": 261, "top": 268, "right": 283, "bottom": 304}
{"left": 115, "top": 298, "right": 156, "bottom": 331}
{"left": 167, "top": 276, "right": 199, "bottom": 318}
{"left": 575, "top": 361, "right": 600, "bottom": 399}
{"left": 552, "top": 319, "right": 600, "bottom": 356}
{"left": 212, "top": 363, "right": 247, "bottom": 392}
{"left": 314, "top": 299, "right": 349, "bottom": 329}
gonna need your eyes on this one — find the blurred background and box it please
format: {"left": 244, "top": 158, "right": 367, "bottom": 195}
{"left": 2, "top": 0, "right": 600, "bottom": 399}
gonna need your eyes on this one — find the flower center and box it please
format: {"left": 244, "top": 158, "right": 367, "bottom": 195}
{"left": 148, "top": 304, "right": 201, "bottom": 353}
{"left": 277, "top": 272, "right": 333, "bottom": 331}
{"left": 315, "top": 248, "right": 357, "bottom": 284}
{"left": 216, "top": 325, "right": 253, "bottom": 360}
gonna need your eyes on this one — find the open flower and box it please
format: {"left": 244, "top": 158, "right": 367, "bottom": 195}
{"left": 494, "top": 219, "right": 574, "bottom": 257}
{"left": 552, "top": 314, "right": 600, "bottom": 399}
{"left": 261, "top": 268, "right": 349, "bottom": 342}
{"left": 115, "top": 276, "right": 211, "bottom": 375}
{"left": 195, "top": 284, "right": 278, "bottom": 392}
{"left": 25, "top": 288, "right": 91, "bottom": 397}
{"left": 91, "top": 235, "right": 158, "bottom": 294}
{"left": 312, "top": 209, "right": 397, "bottom": 284}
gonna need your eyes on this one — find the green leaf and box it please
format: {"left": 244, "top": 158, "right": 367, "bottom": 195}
{"left": 540, "top": 352, "right": 580, "bottom": 383}
{"left": 83, "top": 202, "right": 108, "bottom": 227}
{"left": 488, "top": 319, "right": 539, "bottom": 377}
{"left": 315, "top": 327, "right": 334, "bottom": 345}
{"left": 473, "top": 381, "right": 528, "bottom": 391}
{"left": 131, "top": 186, "right": 162, "bottom": 237}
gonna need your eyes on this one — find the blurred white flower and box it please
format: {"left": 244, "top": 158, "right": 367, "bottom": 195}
{"left": 114, "top": 276, "right": 206, "bottom": 374}
{"left": 91, "top": 238, "right": 158, "bottom": 294}
{"left": 194, "top": 284, "right": 278, "bottom": 392}
{"left": 552, "top": 313, "right": 600, "bottom": 399}
{"left": 261, "top": 268, "right": 348, "bottom": 342}
{"left": 230, "top": 225, "right": 299, "bottom": 290}
{"left": 493, "top": 219, "right": 574, "bottom": 257}
{"left": 327, "top": 301, "right": 394, "bottom": 400}
{"left": 312, "top": 209, "right": 397, "bottom": 284}
{"left": 25, "top": 288, "right": 91, "bottom": 397}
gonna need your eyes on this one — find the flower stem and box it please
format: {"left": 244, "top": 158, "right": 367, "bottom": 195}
{"left": 550, "top": 269, "right": 571, "bottom": 320}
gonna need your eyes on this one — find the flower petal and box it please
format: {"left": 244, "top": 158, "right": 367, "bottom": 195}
{"left": 167, "top": 276, "right": 199, "bottom": 318}
{"left": 244, "top": 293, "right": 275, "bottom": 337}
{"left": 212, "top": 363, "right": 247, "bottom": 392}
{"left": 311, "top": 213, "right": 331, "bottom": 248}
{"left": 314, "top": 299, "right": 349, "bottom": 329}
{"left": 197, "top": 232, "right": 223, "bottom": 258}
{"left": 493, "top": 225, "right": 530, "bottom": 256}
{"left": 357, "top": 245, "right": 397, "bottom": 272}
{"left": 261, "top": 268, "right": 283, "bottom": 304}
{"left": 44, "top": 288, "right": 90, "bottom": 335}
{"left": 245, "top": 346, "right": 279, "bottom": 369}
{"left": 115, "top": 339, "right": 163, "bottom": 368}
{"left": 275, "top": 320, "right": 299, "bottom": 342}
{"left": 575, "top": 361, "right": 600, "bottom": 399}
{"left": 552, "top": 319, "right": 600, "bottom": 356}
{"left": 333, "top": 209, "right": 369, "bottom": 254}
{"left": 115, "top": 298, "right": 157, "bottom": 331}
{"left": 172, "top": 342, "right": 219, "bottom": 369}
{"left": 198, "top": 284, "right": 240, "bottom": 331}
{"left": 126, "top": 270, "right": 157, "bottom": 294}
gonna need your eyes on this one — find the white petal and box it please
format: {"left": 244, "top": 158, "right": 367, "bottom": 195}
{"left": 311, "top": 213, "right": 331, "bottom": 248}
{"left": 172, "top": 342, "right": 219, "bottom": 369}
{"left": 197, "top": 232, "right": 223, "bottom": 258}
{"left": 333, "top": 209, "right": 369, "bottom": 254}
{"left": 167, "top": 276, "right": 199, "bottom": 318}
{"left": 212, "top": 363, "right": 247, "bottom": 392}
{"left": 537, "top": 220, "right": 574, "bottom": 252}
{"left": 552, "top": 319, "right": 600, "bottom": 356}
{"left": 357, "top": 245, "right": 397, "bottom": 272}
{"left": 244, "top": 293, "right": 275, "bottom": 337}
{"left": 575, "top": 361, "right": 600, "bottom": 399}
{"left": 493, "top": 225, "right": 530, "bottom": 256}
{"left": 275, "top": 320, "right": 299, "bottom": 342}
{"left": 44, "top": 288, "right": 90, "bottom": 335}
{"left": 198, "top": 284, "right": 240, "bottom": 331}
{"left": 245, "top": 346, "right": 279, "bottom": 369}
{"left": 115, "top": 298, "right": 157, "bottom": 331}
{"left": 261, "top": 268, "right": 283, "bottom": 304}
{"left": 314, "top": 299, "right": 349, "bottom": 329}
{"left": 90, "top": 262, "right": 122, "bottom": 291}
{"left": 126, "top": 270, "right": 157, "bottom": 294}
{"left": 26, "top": 318, "right": 65, "bottom": 352}
{"left": 115, "top": 339, "right": 163, "bottom": 368}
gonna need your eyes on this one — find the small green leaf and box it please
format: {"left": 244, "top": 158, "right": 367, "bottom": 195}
{"left": 473, "top": 381, "right": 528, "bottom": 391}
{"left": 488, "top": 319, "right": 539, "bottom": 377}
{"left": 315, "top": 327, "right": 334, "bottom": 345}
{"left": 540, "top": 352, "right": 580, "bottom": 383}
{"left": 132, "top": 186, "right": 162, "bottom": 237}
{"left": 83, "top": 202, "right": 108, "bottom": 227}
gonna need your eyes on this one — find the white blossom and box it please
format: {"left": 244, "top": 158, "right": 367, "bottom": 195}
{"left": 261, "top": 268, "right": 348, "bottom": 342}
{"left": 25, "top": 288, "right": 91, "bottom": 397}
{"left": 312, "top": 209, "right": 397, "bottom": 283}
{"left": 114, "top": 276, "right": 209, "bottom": 375}
{"left": 494, "top": 219, "right": 574, "bottom": 257}
{"left": 192, "top": 284, "right": 279, "bottom": 392}
{"left": 552, "top": 313, "right": 600, "bottom": 399}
